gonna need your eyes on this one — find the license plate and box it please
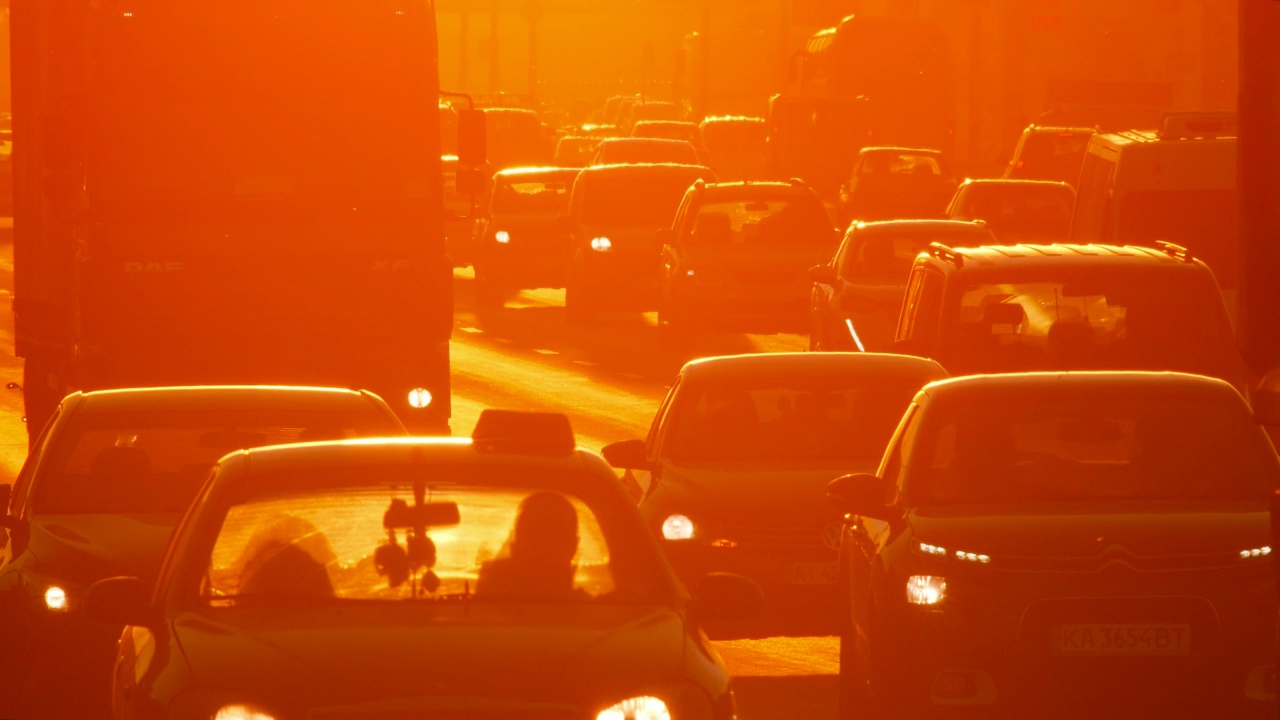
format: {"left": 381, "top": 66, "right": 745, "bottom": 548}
{"left": 1053, "top": 624, "right": 1191, "bottom": 656}
{"left": 784, "top": 562, "right": 838, "bottom": 585}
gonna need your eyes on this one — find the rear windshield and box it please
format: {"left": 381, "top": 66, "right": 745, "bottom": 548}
{"left": 1013, "top": 133, "right": 1093, "bottom": 181}
{"left": 689, "top": 198, "right": 831, "bottom": 246}
{"left": 859, "top": 152, "right": 952, "bottom": 180}
{"left": 956, "top": 185, "right": 1075, "bottom": 237}
{"left": 664, "top": 374, "right": 936, "bottom": 465}
{"left": 578, "top": 172, "right": 706, "bottom": 226}
{"left": 32, "top": 407, "right": 402, "bottom": 515}
{"left": 598, "top": 141, "right": 700, "bottom": 166}
{"left": 907, "top": 390, "right": 1277, "bottom": 506}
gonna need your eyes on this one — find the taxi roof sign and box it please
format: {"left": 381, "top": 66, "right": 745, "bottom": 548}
{"left": 472, "top": 410, "right": 576, "bottom": 457}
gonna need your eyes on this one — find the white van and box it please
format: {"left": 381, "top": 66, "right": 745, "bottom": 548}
{"left": 1069, "top": 112, "right": 1238, "bottom": 297}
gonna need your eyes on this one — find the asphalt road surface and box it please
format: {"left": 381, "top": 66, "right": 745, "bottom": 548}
{"left": 0, "top": 233, "right": 839, "bottom": 720}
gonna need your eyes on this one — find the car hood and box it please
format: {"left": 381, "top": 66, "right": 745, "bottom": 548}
{"left": 27, "top": 513, "right": 179, "bottom": 585}
{"left": 907, "top": 502, "right": 1269, "bottom": 559}
{"left": 174, "top": 604, "right": 690, "bottom": 708}
{"left": 658, "top": 462, "right": 871, "bottom": 525}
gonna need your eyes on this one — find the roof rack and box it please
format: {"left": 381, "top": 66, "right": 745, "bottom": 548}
{"left": 472, "top": 410, "right": 576, "bottom": 457}
{"left": 928, "top": 242, "right": 965, "bottom": 268}
{"left": 1155, "top": 240, "right": 1195, "bottom": 263}
{"left": 1158, "top": 112, "right": 1237, "bottom": 140}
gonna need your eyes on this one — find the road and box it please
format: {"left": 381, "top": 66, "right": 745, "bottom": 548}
{"left": 0, "top": 234, "right": 839, "bottom": 720}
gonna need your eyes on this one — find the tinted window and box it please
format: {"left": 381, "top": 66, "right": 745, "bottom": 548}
{"left": 690, "top": 198, "right": 830, "bottom": 246}
{"left": 579, "top": 172, "right": 707, "bottom": 226}
{"left": 491, "top": 178, "right": 573, "bottom": 216}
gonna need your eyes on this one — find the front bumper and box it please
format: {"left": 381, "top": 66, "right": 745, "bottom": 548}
{"left": 669, "top": 284, "right": 810, "bottom": 334}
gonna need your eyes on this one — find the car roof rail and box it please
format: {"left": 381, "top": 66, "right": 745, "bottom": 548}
{"left": 1155, "top": 240, "right": 1196, "bottom": 263}
{"left": 472, "top": 409, "right": 576, "bottom": 457}
{"left": 927, "top": 242, "right": 965, "bottom": 268}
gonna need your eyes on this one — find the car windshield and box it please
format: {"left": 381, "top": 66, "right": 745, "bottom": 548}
{"left": 580, "top": 172, "right": 705, "bottom": 226}
{"left": 491, "top": 178, "right": 573, "bottom": 216}
{"left": 664, "top": 374, "right": 935, "bottom": 465}
{"left": 598, "top": 141, "right": 700, "bottom": 166}
{"left": 199, "top": 467, "right": 663, "bottom": 606}
{"left": 31, "top": 408, "right": 402, "bottom": 515}
{"left": 956, "top": 185, "right": 1074, "bottom": 238}
{"left": 945, "top": 268, "right": 1239, "bottom": 381}
{"left": 689, "top": 198, "right": 831, "bottom": 246}
{"left": 907, "top": 389, "right": 1278, "bottom": 506}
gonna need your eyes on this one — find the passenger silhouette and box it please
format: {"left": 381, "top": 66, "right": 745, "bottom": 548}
{"left": 236, "top": 516, "right": 336, "bottom": 598}
{"left": 476, "top": 492, "right": 584, "bottom": 601}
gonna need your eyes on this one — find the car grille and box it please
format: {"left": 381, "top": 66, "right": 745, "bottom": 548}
{"left": 724, "top": 522, "right": 837, "bottom": 551}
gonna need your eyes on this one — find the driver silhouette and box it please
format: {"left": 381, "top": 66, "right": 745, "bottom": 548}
{"left": 476, "top": 492, "right": 584, "bottom": 601}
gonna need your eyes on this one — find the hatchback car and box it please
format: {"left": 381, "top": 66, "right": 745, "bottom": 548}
{"left": 808, "top": 220, "right": 996, "bottom": 353}
{"left": 564, "top": 163, "right": 715, "bottom": 322}
{"left": 91, "top": 411, "right": 760, "bottom": 720}
{"left": 472, "top": 166, "right": 581, "bottom": 309}
{"left": 0, "top": 385, "right": 406, "bottom": 719}
{"left": 603, "top": 353, "right": 947, "bottom": 639}
{"left": 830, "top": 372, "right": 1278, "bottom": 719}
{"left": 945, "top": 178, "right": 1076, "bottom": 244}
{"left": 659, "top": 179, "right": 838, "bottom": 342}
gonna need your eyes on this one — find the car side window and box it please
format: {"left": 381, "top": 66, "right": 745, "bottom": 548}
{"left": 11, "top": 406, "right": 61, "bottom": 518}
{"left": 896, "top": 268, "right": 926, "bottom": 342}
{"left": 671, "top": 192, "right": 694, "bottom": 236}
{"left": 879, "top": 403, "right": 920, "bottom": 505}
{"left": 833, "top": 228, "right": 857, "bottom": 278}
{"left": 646, "top": 377, "right": 682, "bottom": 459}
{"left": 898, "top": 268, "right": 945, "bottom": 344}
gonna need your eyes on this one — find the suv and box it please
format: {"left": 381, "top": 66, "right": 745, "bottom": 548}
{"left": 564, "top": 163, "right": 715, "bottom": 322}
{"left": 891, "top": 242, "right": 1247, "bottom": 391}
{"left": 1003, "top": 124, "right": 1096, "bottom": 185}
{"left": 945, "top": 179, "right": 1075, "bottom": 244}
{"left": 658, "top": 179, "right": 837, "bottom": 341}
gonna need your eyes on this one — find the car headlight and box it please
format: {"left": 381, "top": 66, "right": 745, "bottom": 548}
{"left": 495, "top": 230, "right": 511, "bottom": 244}
{"left": 596, "top": 696, "right": 671, "bottom": 720}
{"left": 44, "top": 585, "right": 70, "bottom": 612}
{"left": 1240, "top": 545, "right": 1272, "bottom": 560}
{"left": 407, "top": 388, "right": 433, "bottom": 409}
{"left": 213, "top": 704, "right": 277, "bottom": 720}
{"left": 906, "top": 575, "right": 946, "bottom": 606}
{"left": 661, "top": 514, "right": 695, "bottom": 541}
{"left": 590, "top": 236, "right": 613, "bottom": 252}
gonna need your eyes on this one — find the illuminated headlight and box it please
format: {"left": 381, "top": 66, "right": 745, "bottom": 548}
{"left": 954, "top": 550, "right": 991, "bottom": 564}
{"left": 44, "top": 586, "right": 69, "bottom": 612}
{"left": 590, "top": 236, "right": 613, "bottom": 252}
{"left": 906, "top": 575, "right": 946, "bottom": 605}
{"left": 213, "top": 705, "right": 278, "bottom": 720}
{"left": 596, "top": 696, "right": 671, "bottom": 720}
{"left": 495, "top": 230, "right": 511, "bottom": 244}
{"left": 407, "top": 388, "right": 433, "bottom": 409}
{"left": 661, "top": 514, "right": 695, "bottom": 541}
{"left": 918, "top": 542, "right": 947, "bottom": 557}
{"left": 1240, "top": 546, "right": 1272, "bottom": 560}
{"left": 684, "top": 269, "right": 696, "bottom": 277}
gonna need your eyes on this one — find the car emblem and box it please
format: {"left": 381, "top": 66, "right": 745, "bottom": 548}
{"left": 822, "top": 521, "right": 844, "bottom": 551}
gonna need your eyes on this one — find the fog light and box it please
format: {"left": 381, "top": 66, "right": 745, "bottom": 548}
{"left": 590, "top": 237, "right": 612, "bottom": 252}
{"left": 906, "top": 575, "right": 945, "bottom": 605}
{"left": 407, "top": 388, "right": 433, "bottom": 409}
{"left": 44, "top": 586, "right": 69, "bottom": 612}
{"left": 214, "top": 704, "right": 278, "bottom": 720}
{"left": 661, "top": 514, "right": 694, "bottom": 541}
{"left": 495, "top": 230, "right": 511, "bottom": 244}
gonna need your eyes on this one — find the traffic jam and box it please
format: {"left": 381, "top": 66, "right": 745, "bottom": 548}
{"left": 0, "top": 2, "right": 1278, "bottom": 720}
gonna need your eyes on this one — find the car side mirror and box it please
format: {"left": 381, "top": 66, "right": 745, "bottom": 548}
{"left": 86, "top": 577, "right": 158, "bottom": 628}
{"left": 689, "top": 572, "right": 764, "bottom": 624}
{"left": 457, "top": 109, "right": 487, "bottom": 167}
{"left": 601, "top": 439, "right": 654, "bottom": 471}
{"left": 808, "top": 264, "right": 838, "bottom": 286}
{"left": 456, "top": 167, "right": 488, "bottom": 197}
{"left": 828, "top": 473, "right": 892, "bottom": 520}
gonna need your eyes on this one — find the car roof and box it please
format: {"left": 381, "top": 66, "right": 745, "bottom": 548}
{"left": 236, "top": 436, "right": 612, "bottom": 479}
{"left": 958, "top": 178, "right": 1073, "bottom": 189}
{"left": 579, "top": 162, "right": 712, "bottom": 178}
{"left": 700, "top": 115, "right": 765, "bottom": 125}
{"left": 701, "top": 180, "right": 813, "bottom": 198}
{"left": 680, "top": 352, "right": 947, "bottom": 382}
{"left": 1023, "top": 125, "right": 1097, "bottom": 136}
{"left": 920, "top": 371, "right": 1241, "bottom": 405}
{"left": 599, "top": 137, "right": 694, "bottom": 147}
{"left": 928, "top": 243, "right": 1206, "bottom": 270}
{"left": 854, "top": 219, "right": 992, "bottom": 236}
{"left": 859, "top": 146, "right": 945, "bottom": 157}
{"left": 73, "top": 385, "right": 378, "bottom": 415}
{"left": 634, "top": 120, "right": 697, "bottom": 128}
{"left": 494, "top": 166, "right": 581, "bottom": 180}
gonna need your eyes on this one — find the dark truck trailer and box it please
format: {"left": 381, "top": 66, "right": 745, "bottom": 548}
{"left": 11, "top": 0, "right": 455, "bottom": 438}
